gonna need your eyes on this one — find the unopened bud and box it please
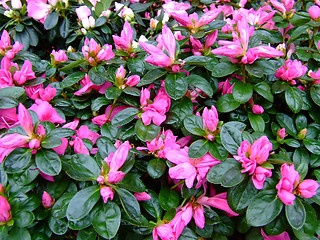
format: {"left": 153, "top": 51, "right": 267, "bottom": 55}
{"left": 0, "top": 196, "right": 11, "bottom": 224}
{"left": 42, "top": 191, "right": 54, "bottom": 209}
{"left": 80, "top": 28, "right": 87, "bottom": 35}
{"left": 297, "top": 128, "right": 307, "bottom": 140}
{"left": 4, "top": 10, "right": 14, "bottom": 18}
{"left": 67, "top": 46, "right": 76, "bottom": 53}
{"left": 277, "top": 128, "right": 286, "bottom": 139}
{"left": 150, "top": 18, "right": 159, "bottom": 29}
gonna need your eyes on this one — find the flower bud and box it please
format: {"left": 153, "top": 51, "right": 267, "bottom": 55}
{"left": 100, "top": 186, "right": 114, "bottom": 203}
{"left": 101, "top": 10, "right": 111, "bottom": 18}
{"left": 11, "top": 0, "right": 22, "bottom": 9}
{"left": 150, "top": 18, "right": 159, "bottom": 29}
{"left": 277, "top": 128, "right": 286, "bottom": 139}
{"left": 297, "top": 128, "right": 307, "bottom": 140}
{"left": 67, "top": 46, "right": 75, "bottom": 53}
{"left": 4, "top": 10, "right": 14, "bottom": 18}
{"left": 0, "top": 196, "right": 11, "bottom": 224}
{"left": 29, "top": 139, "right": 40, "bottom": 149}
{"left": 116, "top": 65, "right": 126, "bottom": 85}
{"left": 126, "top": 75, "right": 140, "bottom": 87}
{"left": 252, "top": 104, "right": 264, "bottom": 115}
{"left": 42, "top": 191, "right": 54, "bottom": 209}
{"left": 134, "top": 192, "right": 151, "bottom": 201}
{"left": 96, "top": 175, "right": 105, "bottom": 184}
{"left": 297, "top": 179, "right": 319, "bottom": 198}
{"left": 309, "top": 5, "right": 320, "bottom": 20}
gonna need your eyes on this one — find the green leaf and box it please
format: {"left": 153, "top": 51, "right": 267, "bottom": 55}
{"left": 4, "top": 148, "right": 33, "bottom": 174}
{"left": 187, "top": 74, "right": 213, "bottom": 97}
{"left": 246, "top": 190, "right": 283, "bottom": 227}
{"left": 66, "top": 185, "right": 100, "bottom": 221}
{"left": 285, "top": 87, "right": 303, "bottom": 113}
{"left": 183, "top": 115, "right": 205, "bottom": 136}
{"left": 253, "top": 82, "right": 274, "bottom": 102}
{"left": 310, "top": 85, "right": 320, "bottom": 106}
{"left": 60, "top": 72, "right": 86, "bottom": 88}
{"left": 292, "top": 204, "right": 317, "bottom": 239}
{"left": 105, "top": 86, "right": 122, "bottom": 99}
{"left": 216, "top": 94, "right": 241, "bottom": 113}
{"left": 44, "top": 11, "right": 59, "bottom": 30}
{"left": 15, "top": 211, "right": 34, "bottom": 227}
{"left": 303, "top": 139, "right": 320, "bottom": 155}
{"left": 12, "top": 164, "right": 39, "bottom": 186}
{"left": 159, "top": 188, "right": 180, "bottom": 211}
{"left": 51, "top": 192, "right": 75, "bottom": 218}
{"left": 48, "top": 216, "right": 68, "bottom": 235}
{"left": 248, "top": 112, "right": 265, "bottom": 132}
{"left": 233, "top": 81, "right": 253, "bottom": 103}
{"left": 117, "top": 173, "right": 146, "bottom": 193}
{"left": 8, "top": 227, "right": 31, "bottom": 240}
{"left": 101, "top": 123, "right": 118, "bottom": 140}
{"left": 59, "top": 18, "right": 70, "bottom": 38}
{"left": 285, "top": 198, "right": 306, "bottom": 230}
{"left": 41, "top": 135, "right": 62, "bottom": 149}
{"left": 50, "top": 128, "right": 76, "bottom": 138}
{"left": 0, "top": 96, "right": 18, "bottom": 109}
{"left": 63, "top": 154, "right": 100, "bottom": 181}
{"left": 137, "top": 68, "right": 167, "bottom": 87}
{"left": 142, "top": 190, "right": 162, "bottom": 219}
{"left": 134, "top": 119, "right": 161, "bottom": 141}
{"left": 116, "top": 188, "right": 141, "bottom": 223}
{"left": 0, "top": 87, "right": 26, "bottom": 100}
{"left": 111, "top": 107, "right": 139, "bottom": 126}
{"left": 276, "top": 113, "right": 297, "bottom": 136}
{"left": 255, "top": 60, "right": 277, "bottom": 75}
{"left": 91, "top": 202, "right": 120, "bottom": 239}
{"left": 263, "top": 214, "right": 287, "bottom": 236}
{"left": 208, "top": 142, "right": 228, "bottom": 161}
{"left": 147, "top": 158, "right": 166, "bottom": 179}
{"left": 207, "top": 158, "right": 244, "bottom": 187}
{"left": 60, "top": 59, "right": 86, "bottom": 71}
{"left": 188, "top": 139, "right": 209, "bottom": 159}
{"left": 77, "top": 227, "right": 97, "bottom": 240}
{"left": 211, "top": 62, "right": 239, "bottom": 77}
{"left": 127, "top": 58, "right": 145, "bottom": 74}
{"left": 220, "top": 124, "right": 243, "bottom": 155}
{"left": 68, "top": 216, "right": 91, "bottom": 230}
{"left": 165, "top": 73, "right": 188, "bottom": 100}
{"left": 89, "top": 66, "right": 109, "bottom": 86}
{"left": 228, "top": 176, "right": 259, "bottom": 213}
{"left": 246, "top": 62, "right": 263, "bottom": 77}
{"left": 35, "top": 149, "right": 61, "bottom": 176}
{"left": 184, "top": 55, "right": 212, "bottom": 66}
{"left": 288, "top": 25, "right": 309, "bottom": 43}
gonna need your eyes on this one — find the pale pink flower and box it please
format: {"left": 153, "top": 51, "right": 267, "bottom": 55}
{"left": 11, "top": 0, "right": 22, "bottom": 9}
{"left": 162, "top": 1, "right": 190, "bottom": 16}
{"left": 276, "top": 163, "right": 300, "bottom": 205}
{"left": 76, "top": 5, "right": 91, "bottom": 20}
{"left": 270, "top": 0, "right": 295, "bottom": 16}
{"left": 134, "top": 192, "right": 151, "bottom": 201}
{"left": 0, "top": 196, "right": 11, "bottom": 223}
{"left": 42, "top": 191, "right": 54, "bottom": 209}
{"left": 234, "top": 8, "right": 275, "bottom": 27}
{"left": 275, "top": 59, "right": 307, "bottom": 82}
{"left": 112, "top": 21, "right": 134, "bottom": 52}
{"left": 27, "top": 0, "right": 53, "bottom": 24}
{"left": 261, "top": 229, "right": 290, "bottom": 240}
{"left": 51, "top": 50, "right": 68, "bottom": 65}
{"left": 166, "top": 147, "right": 220, "bottom": 188}
{"left": 297, "top": 179, "right": 319, "bottom": 198}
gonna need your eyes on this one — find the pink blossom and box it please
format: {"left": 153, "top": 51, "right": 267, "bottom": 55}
{"left": 82, "top": 38, "right": 115, "bottom": 66}
{"left": 38, "top": 85, "right": 57, "bottom": 102}
{"left": 0, "top": 107, "right": 17, "bottom": 129}
{"left": 27, "top": 0, "right": 53, "bottom": 24}
{"left": 42, "top": 191, "right": 54, "bottom": 209}
{"left": 74, "top": 74, "right": 112, "bottom": 96}
{"left": 134, "top": 192, "right": 151, "bottom": 201}
{"left": 40, "top": 172, "right": 54, "bottom": 182}
{"left": 252, "top": 166, "right": 272, "bottom": 189}
{"left": 152, "top": 223, "right": 176, "bottom": 240}
{"left": 112, "top": 21, "right": 134, "bottom": 52}
{"left": 29, "top": 99, "right": 65, "bottom": 124}
{"left": 276, "top": 163, "right": 300, "bottom": 205}
{"left": 162, "top": 1, "right": 190, "bottom": 16}
{"left": 309, "top": 5, "right": 320, "bottom": 20}
{"left": 92, "top": 105, "right": 129, "bottom": 126}
{"left": 76, "top": 5, "right": 91, "bottom": 20}
{"left": 275, "top": 59, "right": 308, "bottom": 82}
{"left": 277, "top": 128, "right": 286, "bottom": 139}
{"left": 202, "top": 105, "right": 219, "bottom": 133}
{"left": 297, "top": 179, "right": 319, "bottom": 198}
{"left": 0, "top": 196, "right": 11, "bottom": 223}
{"left": 51, "top": 50, "right": 68, "bottom": 65}
{"left": 261, "top": 229, "right": 290, "bottom": 240}
{"left": 52, "top": 137, "right": 68, "bottom": 155}
{"left": 72, "top": 137, "right": 90, "bottom": 155}
{"left": 166, "top": 147, "right": 220, "bottom": 188}
{"left": 100, "top": 186, "right": 114, "bottom": 203}
{"left": 126, "top": 75, "right": 140, "bottom": 87}
{"left": 76, "top": 125, "right": 101, "bottom": 145}
{"left": 0, "top": 30, "right": 22, "bottom": 59}
{"left": 13, "top": 60, "right": 36, "bottom": 85}
{"left": 11, "top": 0, "right": 22, "bottom": 9}
{"left": 252, "top": 104, "right": 264, "bottom": 114}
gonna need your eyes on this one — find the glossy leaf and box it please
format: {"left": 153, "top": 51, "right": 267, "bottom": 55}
{"left": 165, "top": 73, "right": 188, "bottom": 100}
{"left": 35, "top": 149, "right": 61, "bottom": 176}
{"left": 4, "top": 148, "right": 33, "bottom": 174}
{"left": 135, "top": 119, "right": 161, "bottom": 141}
{"left": 285, "top": 198, "right": 306, "bottom": 230}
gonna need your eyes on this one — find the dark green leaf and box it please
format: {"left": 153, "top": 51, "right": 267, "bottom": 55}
{"left": 41, "top": 135, "right": 62, "bottom": 149}
{"left": 137, "top": 68, "right": 167, "bottom": 87}
{"left": 303, "top": 139, "right": 320, "bottom": 154}
{"left": 66, "top": 185, "right": 100, "bottom": 221}
{"left": 187, "top": 74, "right": 213, "bottom": 97}
{"left": 253, "top": 82, "right": 274, "bottom": 102}
{"left": 89, "top": 66, "right": 109, "bottom": 86}
{"left": 165, "top": 73, "right": 188, "bottom": 100}
{"left": 159, "top": 188, "right": 180, "bottom": 211}
{"left": 15, "top": 211, "right": 34, "bottom": 227}
{"left": 276, "top": 113, "right": 297, "bottom": 136}
{"left": 48, "top": 216, "right": 68, "bottom": 235}
{"left": 135, "top": 119, "right": 161, "bottom": 141}
{"left": 51, "top": 192, "right": 75, "bottom": 218}
{"left": 220, "top": 124, "right": 243, "bottom": 155}
{"left": 211, "top": 62, "right": 239, "bottom": 77}
{"left": 188, "top": 139, "right": 209, "bottom": 159}
{"left": 183, "top": 115, "right": 205, "bottom": 136}
{"left": 208, "top": 142, "right": 228, "bottom": 161}
{"left": 0, "top": 96, "right": 18, "bottom": 109}
{"left": 116, "top": 188, "right": 141, "bottom": 223}
{"left": 59, "top": 18, "right": 70, "bottom": 38}
{"left": 184, "top": 55, "right": 212, "bottom": 66}
{"left": 233, "top": 81, "right": 253, "bottom": 104}
{"left": 142, "top": 190, "right": 162, "bottom": 219}
{"left": 248, "top": 112, "right": 265, "bottom": 132}
{"left": 292, "top": 203, "right": 317, "bottom": 239}
{"left": 8, "top": 227, "right": 31, "bottom": 240}
{"left": 50, "top": 128, "right": 75, "bottom": 138}
{"left": 216, "top": 94, "right": 241, "bottom": 113}
{"left": 310, "top": 85, "right": 320, "bottom": 106}
{"left": 111, "top": 107, "right": 139, "bottom": 126}
{"left": 60, "top": 72, "right": 86, "bottom": 88}
{"left": 4, "top": 148, "right": 33, "bottom": 173}
{"left": 35, "top": 149, "right": 61, "bottom": 176}
{"left": 117, "top": 173, "right": 146, "bottom": 192}
{"left": 285, "top": 87, "right": 303, "bottom": 113}
{"left": 44, "top": 11, "right": 59, "bottom": 30}
{"left": 285, "top": 198, "right": 306, "bottom": 230}
{"left": 147, "top": 158, "right": 166, "bottom": 179}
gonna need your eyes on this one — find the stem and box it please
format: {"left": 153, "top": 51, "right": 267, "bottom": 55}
{"left": 171, "top": 180, "right": 185, "bottom": 190}
{"left": 267, "top": 158, "right": 293, "bottom": 166}
{"left": 241, "top": 64, "right": 246, "bottom": 84}
{"left": 309, "top": 27, "right": 319, "bottom": 48}
{"left": 106, "top": 98, "right": 118, "bottom": 122}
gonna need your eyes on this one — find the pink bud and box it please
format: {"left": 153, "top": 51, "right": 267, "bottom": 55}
{"left": 100, "top": 186, "right": 114, "bottom": 203}
{"left": 11, "top": 0, "right": 22, "bottom": 9}
{"left": 277, "top": 128, "right": 286, "bottom": 139}
{"left": 42, "top": 191, "right": 54, "bottom": 209}
{"left": 126, "top": 75, "right": 140, "bottom": 87}
{"left": 309, "top": 5, "right": 320, "bottom": 20}
{"left": 116, "top": 65, "right": 126, "bottom": 84}
{"left": 36, "top": 124, "right": 46, "bottom": 136}
{"left": 96, "top": 175, "right": 105, "bottom": 184}
{"left": 134, "top": 192, "right": 151, "bottom": 201}
{"left": 28, "top": 138, "right": 40, "bottom": 149}
{"left": 76, "top": 5, "right": 91, "bottom": 20}
{"left": 297, "top": 179, "right": 319, "bottom": 198}
{"left": 51, "top": 50, "right": 68, "bottom": 65}
{"left": 0, "top": 196, "right": 11, "bottom": 223}
{"left": 252, "top": 105, "right": 264, "bottom": 114}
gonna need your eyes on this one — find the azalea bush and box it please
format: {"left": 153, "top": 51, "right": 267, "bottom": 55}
{"left": 1, "top": 0, "right": 320, "bottom": 239}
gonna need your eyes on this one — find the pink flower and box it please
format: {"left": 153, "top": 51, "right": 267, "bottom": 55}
{"left": 29, "top": 99, "right": 65, "bottom": 124}
{"left": 140, "top": 25, "right": 177, "bottom": 69}
{"left": 72, "top": 137, "right": 90, "bottom": 155}
{"left": 0, "top": 196, "right": 11, "bottom": 223}
{"left": 252, "top": 104, "right": 264, "bottom": 114}
{"left": 92, "top": 105, "right": 129, "bottom": 126}
{"left": 38, "top": 85, "right": 57, "bottom": 102}
{"left": 275, "top": 59, "right": 308, "bottom": 82}
{"left": 166, "top": 147, "right": 220, "bottom": 188}
{"left": 51, "top": 50, "right": 68, "bottom": 65}
{"left": 276, "top": 163, "right": 300, "bottom": 205}
{"left": 74, "top": 74, "right": 112, "bottom": 96}
{"left": 0, "top": 30, "right": 23, "bottom": 59}
{"left": 42, "top": 191, "right": 54, "bottom": 209}
{"left": 76, "top": 125, "right": 100, "bottom": 145}
{"left": 13, "top": 60, "right": 36, "bottom": 85}
{"left": 309, "top": 5, "right": 320, "bottom": 20}
{"left": 134, "top": 192, "right": 151, "bottom": 201}
{"left": 112, "top": 21, "right": 134, "bottom": 52}
{"left": 126, "top": 75, "right": 140, "bottom": 87}
{"left": 252, "top": 166, "right": 272, "bottom": 190}
{"left": 152, "top": 224, "right": 176, "bottom": 240}
{"left": 11, "top": 0, "right": 22, "bottom": 9}
{"left": 27, "top": 0, "right": 53, "bottom": 24}
{"left": 0, "top": 107, "right": 17, "bottom": 129}
{"left": 100, "top": 186, "right": 114, "bottom": 203}
{"left": 297, "top": 179, "right": 319, "bottom": 198}
{"left": 202, "top": 105, "right": 219, "bottom": 133}
{"left": 76, "top": 5, "right": 91, "bottom": 20}
{"left": 261, "top": 229, "right": 290, "bottom": 240}
{"left": 162, "top": 1, "right": 190, "bottom": 16}
{"left": 82, "top": 38, "right": 115, "bottom": 66}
